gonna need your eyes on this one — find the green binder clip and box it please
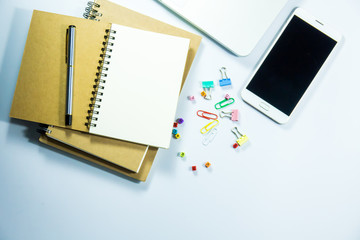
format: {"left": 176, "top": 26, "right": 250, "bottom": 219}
{"left": 202, "top": 81, "right": 214, "bottom": 100}
{"left": 214, "top": 98, "right": 235, "bottom": 109}
{"left": 202, "top": 81, "right": 214, "bottom": 88}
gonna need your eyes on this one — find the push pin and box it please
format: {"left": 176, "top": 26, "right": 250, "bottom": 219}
{"left": 225, "top": 94, "right": 230, "bottom": 100}
{"left": 177, "top": 118, "right": 184, "bottom": 124}
{"left": 192, "top": 166, "right": 197, "bottom": 171}
{"left": 202, "top": 81, "right": 214, "bottom": 100}
{"left": 201, "top": 91, "right": 207, "bottom": 98}
{"left": 231, "top": 127, "right": 248, "bottom": 147}
{"left": 178, "top": 152, "right": 185, "bottom": 158}
{"left": 174, "top": 133, "right": 181, "bottom": 139}
{"left": 219, "top": 67, "right": 231, "bottom": 87}
{"left": 233, "top": 143, "right": 239, "bottom": 148}
{"left": 172, "top": 129, "right": 178, "bottom": 135}
{"left": 205, "top": 162, "right": 211, "bottom": 168}
{"left": 188, "top": 96, "right": 195, "bottom": 101}
{"left": 173, "top": 122, "right": 178, "bottom": 128}
{"left": 220, "top": 109, "right": 239, "bottom": 121}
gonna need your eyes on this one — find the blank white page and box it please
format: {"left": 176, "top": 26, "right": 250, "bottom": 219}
{"left": 89, "top": 24, "right": 190, "bottom": 148}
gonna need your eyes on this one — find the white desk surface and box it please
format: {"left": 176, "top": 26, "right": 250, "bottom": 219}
{"left": 1, "top": 0, "right": 359, "bottom": 239}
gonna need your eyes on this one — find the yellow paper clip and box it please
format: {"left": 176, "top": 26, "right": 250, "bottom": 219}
{"left": 200, "top": 120, "right": 219, "bottom": 134}
{"left": 231, "top": 127, "right": 248, "bottom": 146}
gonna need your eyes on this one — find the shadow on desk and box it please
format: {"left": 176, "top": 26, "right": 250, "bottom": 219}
{"left": 8, "top": 118, "right": 157, "bottom": 188}
{"left": 0, "top": 8, "right": 32, "bottom": 124}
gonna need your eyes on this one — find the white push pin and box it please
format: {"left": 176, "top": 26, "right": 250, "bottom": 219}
{"left": 220, "top": 109, "right": 239, "bottom": 121}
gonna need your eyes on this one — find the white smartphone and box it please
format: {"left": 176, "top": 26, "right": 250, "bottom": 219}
{"left": 241, "top": 8, "right": 342, "bottom": 124}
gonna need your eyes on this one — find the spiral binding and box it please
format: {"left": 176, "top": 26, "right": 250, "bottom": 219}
{"left": 85, "top": 28, "right": 117, "bottom": 128}
{"left": 83, "top": 1, "right": 102, "bottom": 21}
{"left": 37, "top": 125, "right": 52, "bottom": 134}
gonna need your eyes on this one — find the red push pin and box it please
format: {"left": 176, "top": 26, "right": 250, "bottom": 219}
{"left": 192, "top": 166, "right": 197, "bottom": 171}
{"left": 233, "top": 143, "right": 239, "bottom": 148}
{"left": 173, "top": 122, "right": 178, "bottom": 128}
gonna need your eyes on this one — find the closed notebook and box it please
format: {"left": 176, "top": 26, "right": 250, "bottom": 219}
{"left": 43, "top": 125, "right": 148, "bottom": 173}
{"left": 39, "top": 133, "right": 158, "bottom": 182}
{"left": 10, "top": 10, "right": 190, "bottom": 148}
{"left": 38, "top": 0, "right": 202, "bottom": 180}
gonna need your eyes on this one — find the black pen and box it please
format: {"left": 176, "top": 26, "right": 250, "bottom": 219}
{"left": 66, "top": 25, "right": 76, "bottom": 126}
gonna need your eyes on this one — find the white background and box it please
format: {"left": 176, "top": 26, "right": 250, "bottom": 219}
{"left": 1, "top": 0, "right": 359, "bottom": 240}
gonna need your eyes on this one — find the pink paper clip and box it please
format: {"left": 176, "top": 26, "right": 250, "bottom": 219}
{"left": 220, "top": 109, "right": 239, "bottom": 121}
{"left": 197, "top": 110, "right": 218, "bottom": 120}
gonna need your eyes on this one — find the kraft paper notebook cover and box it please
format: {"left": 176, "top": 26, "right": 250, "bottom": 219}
{"left": 39, "top": 134, "right": 158, "bottom": 182}
{"left": 10, "top": 10, "right": 191, "bottom": 148}
{"left": 38, "top": 0, "right": 201, "bottom": 180}
{"left": 43, "top": 126, "right": 148, "bottom": 173}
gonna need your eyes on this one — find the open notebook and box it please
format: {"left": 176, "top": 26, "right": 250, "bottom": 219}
{"left": 37, "top": 0, "right": 202, "bottom": 181}
{"left": 10, "top": 10, "right": 190, "bottom": 148}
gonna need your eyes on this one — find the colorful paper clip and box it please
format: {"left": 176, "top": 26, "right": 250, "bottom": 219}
{"left": 215, "top": 98, "right": 235, "bottom": 109}
{"left": 200, "top": 120, "right": 219, "bottom": 134}
{"left": 197, "top": 110, "right": 218, "bottom": 120}
{"left": 231, "top": 127, "right": 248, "bottom": 147}
{"left": 220, "top": 109, "right": 239, "bottom": 121}
{"left": 219, "top": 67, "right": 231, "bottom": 87}
{"left": 202, "top": 127, "right": 218, "bottom": 146}
{"left": 202, "top": 81, "right": 214, "bottom": 100}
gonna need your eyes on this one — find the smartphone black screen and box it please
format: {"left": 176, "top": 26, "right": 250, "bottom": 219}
{"left": 246, "top": 15, "right": 337, "bottom": 115}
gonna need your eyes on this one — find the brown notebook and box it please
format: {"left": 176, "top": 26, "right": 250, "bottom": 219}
{"left": 39, "top": 134, "right": 158, "bottom": 182}
{"left": 9, "top": 9, "right": 193, "bottom": 148}
{"left": 43, "top": 126, "right": 149, "bottom": 173}
{"left": 37, "top": 0, "right": 201, "bottom": 181}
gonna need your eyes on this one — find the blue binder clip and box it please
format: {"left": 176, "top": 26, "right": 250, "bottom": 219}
{"left": 219, "top": 67, "right": 231, "bottom": 87}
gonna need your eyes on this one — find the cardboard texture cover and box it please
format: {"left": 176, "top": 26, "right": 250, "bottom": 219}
{"left": 39, "top": 134, "right": 158, "bottom": 182}
{"left": 10, "top": 4, "right": 201, "bottom": 130}
{"left": 45, "top": 126, "right": 148, "bottom": 173}
{"left": 37, "top": 0, "right": 201, "bottom": 181}
{"left": 10, "top": 10, "right": 109, "bottom": 131}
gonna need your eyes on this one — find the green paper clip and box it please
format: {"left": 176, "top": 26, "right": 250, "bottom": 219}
{"left": 200, "top": 120, "right": 219, "bottom": 134}
{"left": 214, "top": 98, "right": 235, "bottom": 109}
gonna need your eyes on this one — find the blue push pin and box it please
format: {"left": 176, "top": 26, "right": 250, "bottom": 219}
{"left": 219, "top": 67, "right": 231, "bottom": 87}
